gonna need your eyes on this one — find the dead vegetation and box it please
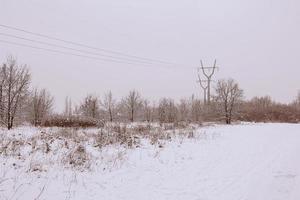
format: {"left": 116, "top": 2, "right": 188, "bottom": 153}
{"left": 0, "top": 122, "right": 199, "bottom": 171}
{"left": 64, "top": 145, "right": 91, "bottom": 170}
{"left": 41, "top": 115, "right": 103, "bottom": 128}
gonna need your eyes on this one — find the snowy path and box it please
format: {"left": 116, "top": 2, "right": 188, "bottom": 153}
{"left": 1, "top": 123, "right": 300, "bottom": 200}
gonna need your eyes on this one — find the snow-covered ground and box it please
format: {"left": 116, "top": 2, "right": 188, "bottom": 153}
{"left": 1, "top": 123, "right": 300, "bottom": 200}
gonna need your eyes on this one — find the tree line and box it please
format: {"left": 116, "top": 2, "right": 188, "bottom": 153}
{"left": 1, "top": 56, "right": 299, "bottom": 130}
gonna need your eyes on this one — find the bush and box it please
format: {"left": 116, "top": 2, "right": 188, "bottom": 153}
{"left": 239, "top": 100, "right": 300, "bottom": 123}
{"left": 42, "top": 115, "right": 104, "bottom": 128}
{"left": 64, "top": 145, "right": 91, "bottom": 170}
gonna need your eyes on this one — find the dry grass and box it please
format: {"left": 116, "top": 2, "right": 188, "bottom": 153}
{"left": 0, "top": 122, "right": 199, "bottom": 171}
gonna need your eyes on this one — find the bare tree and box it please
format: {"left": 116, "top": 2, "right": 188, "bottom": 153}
{"left": 190, "top": 95, "right": 202, "bottom": 122}
{"left": 291, "top": 91, "right": 300, "bottom": 112}
{"left": 178, "top": 98, "right": 190, "bottom": 122}
{"left": 250, "top": 96, "right": 273, "bottom": 110}
{"left": 0, "top": 56, "right": 31, "bottom": 129}
{"left": 64, "top": 96, "right": 73, "bottom": 117}
{"left": 157, "top": 98, "right": 167, "bottom": 123}
{"left": 0, "top": 65, "right": 5, "bottom": 122}
{"left": 29, "top": 88, "right": 54, "bottom": 126}
{"left": 240, "top": 96, "right": 277, "bottom": 122}
{"left": 215, "top": 79, "right": 243, "bottom": 124}
{"left": 122, "top": 90, "right": 142, "bottom": 122}
{"left": 142, "top": 99, "right": 153, "bottom": 122}
{"left": 79, "top": 95, "right": 100, "bottom": 118}
{"left": 158, "top": 98, "right": 178, "bottom": 123}
{"left": 101, "top": 91, "right": 116, "bottom": 122}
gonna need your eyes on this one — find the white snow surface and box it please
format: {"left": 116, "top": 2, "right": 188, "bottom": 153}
{"left": 1, "top": 123, "right": 300, "bottom": 200}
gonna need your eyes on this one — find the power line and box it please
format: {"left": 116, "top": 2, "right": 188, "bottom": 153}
{"left": 0, "top": 32, "right": 163, "bottom": 65}
{"left": 0, "top": 39, "right": 174, "bottom": 67}
{"left": 0, "top": 23, "right": 178, "bottom": 66}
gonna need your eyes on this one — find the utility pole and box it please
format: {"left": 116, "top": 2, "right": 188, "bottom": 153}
{"left": 197, "top": 59, "right": 218, "bottom": 105}
{"left": 197, "top": 68, "right": 208, "bottom": 104}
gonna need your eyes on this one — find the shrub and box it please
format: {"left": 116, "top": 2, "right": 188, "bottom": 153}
{"left": 239, "top": 99, "right": 300, "bottom": 123}
{"left": 42, "top": 115, "right": 104, "bottom": 128}
{"left": 64, "top": 145, "right": 91, "bottom": 170}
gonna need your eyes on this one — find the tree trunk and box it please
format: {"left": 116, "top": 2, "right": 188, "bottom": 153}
{"left": 109, "top": 107, "right": 113, "bottom": 122}
{"left": 131, "top": 108, "right": 134, "bottom": 122}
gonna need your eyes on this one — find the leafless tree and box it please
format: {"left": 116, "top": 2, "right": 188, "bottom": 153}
{"left": 142, "top": 99, "right": 153, "bottom": 122}
{"left": 215, "top": 79, "right": 243, "bottom": 124}
{"left": 0, "top": 65, "right": 6, "bottom": 122}
{"left": 79, "top": 95, "right": 100, "bottom": 118}
{"left": 158, "top": 98, "right": 178, "bottom": 123}
{"left": 250, "top": 96, "right": 273, "bottom": 110}
{"left": 293, "top": 91, "right": 300, "bottom": 107}
{"left": 101, "top": 91, "right": 116, "bottom": 122}
{"left": 64, "top": 96, "right": 73, "bottom": 117}
{"left": 158, "top": 98, "right": 167, "bottom": 123}
{"left": 178, "top": 98, "right": 190, "bottom": 122}
{"left": 240, "top": 95, "right": 300, "bottom": 123}
{"left": 122, "top": 90, "right": 142, "bottom": 122}
{"left": 29, "top": 88, "right": 54, "bottom": 126}
{"left": 190, "top": 95, "right": 202, "bottom": 122}
{"left": 0, "top": 56, "right": 31, "bottom": 129}
{"left": 73, "top": 105, "right": 80, "bottom": 116}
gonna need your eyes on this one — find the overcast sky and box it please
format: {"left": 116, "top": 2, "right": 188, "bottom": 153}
{"left": 0, "top": 0, "right": 299, "bottom": 111}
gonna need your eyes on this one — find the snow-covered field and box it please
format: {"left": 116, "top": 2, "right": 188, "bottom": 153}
{"left": 1, "top": 123, "right": 300, "bottom": 200}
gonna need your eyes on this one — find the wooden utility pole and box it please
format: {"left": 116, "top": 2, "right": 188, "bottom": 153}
{"left": 197, "top": 59, "right": 217, "bottom": 105}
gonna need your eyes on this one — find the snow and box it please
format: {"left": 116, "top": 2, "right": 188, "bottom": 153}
{"left": 1, "top": 123, "right": 300, "bottom": 200}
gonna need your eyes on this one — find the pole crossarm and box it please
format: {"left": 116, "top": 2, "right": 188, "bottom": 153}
{"left": 197, "top": 80, "right": 216, "bottom": 83}
{"left": 200, "top": 59, "right": 217, "bottom": 79}
{"left": 200, "top": 67, "right": 219, "bottom": 69}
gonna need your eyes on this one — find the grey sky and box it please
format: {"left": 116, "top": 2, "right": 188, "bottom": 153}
{"left": 0, "top": 0, "right": 299, "bottom": 111}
